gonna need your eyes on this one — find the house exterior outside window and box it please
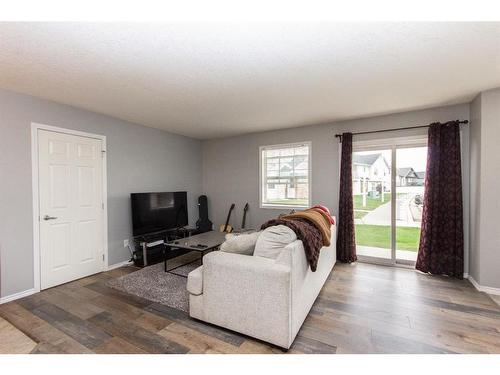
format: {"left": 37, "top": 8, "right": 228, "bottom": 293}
{"left": 352, "top": 153, "right": 391, "bottom": 195}
{"left": 396, "top": 167, "right": 424, "bottom": 187}
{"left": 260, "top": 142, "right": 311, "bottom": 208}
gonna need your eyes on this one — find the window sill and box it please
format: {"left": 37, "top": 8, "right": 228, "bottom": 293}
{"left": 260, "top": 204, "right": 310, "bottom": 210}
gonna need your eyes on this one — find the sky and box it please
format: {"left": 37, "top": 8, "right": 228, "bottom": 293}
{"left": 358, "top": 146, "right": 428, "bottom": 172}
{"left": 396, "top": 147, "right": 428, "bottom": 172}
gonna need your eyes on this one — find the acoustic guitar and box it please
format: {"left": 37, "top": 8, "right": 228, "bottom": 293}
{"left": 241, "top": 203, "right": 249, "bottom": 230}
{"left": 219, "top": 203, "right": 235, "bottom": 233}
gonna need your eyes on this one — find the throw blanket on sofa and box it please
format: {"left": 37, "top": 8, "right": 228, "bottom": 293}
{"left": 261, "top": 217, "right": 324, "bottom": 271}
{"left": 282, "top": 208, "right": 332, "bottom": 246}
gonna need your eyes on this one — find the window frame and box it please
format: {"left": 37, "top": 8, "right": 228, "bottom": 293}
{"left": 259, "top": 141, "right": 312, "bottom": 210}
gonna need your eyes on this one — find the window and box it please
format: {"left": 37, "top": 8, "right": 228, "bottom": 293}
{"left": 260, "top": 142, "right": 311, "bottom": 208}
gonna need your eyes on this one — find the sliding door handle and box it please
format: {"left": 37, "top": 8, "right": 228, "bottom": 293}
{"left": 43, "top": 215, "right": 58, "bottom": 221}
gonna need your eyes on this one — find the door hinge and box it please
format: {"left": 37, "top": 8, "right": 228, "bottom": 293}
{"left": 102, "top": 254, "right": 105, "bottom": 262}
{"left": 102, "top": 202, "right": 104, "bottom": 209}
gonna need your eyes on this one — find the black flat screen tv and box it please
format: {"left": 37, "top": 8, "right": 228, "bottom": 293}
{"left": 131, "top": 191, "right": 188, "bottom": 236}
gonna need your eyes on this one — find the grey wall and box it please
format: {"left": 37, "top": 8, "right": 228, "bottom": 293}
{"left": 202, "top": 103, "right": 470, "bottom": 270}
{"left": 469, "top": 88, "right": 500, "bottom": 288}
{"left": 0, "top": 89, "right": 202, "bottom": 298}
{"left": 469, "top": 94, "right": 482, "bottom": 282}
{"left": 478, "top": 88, "right": 500, "bottom": 288}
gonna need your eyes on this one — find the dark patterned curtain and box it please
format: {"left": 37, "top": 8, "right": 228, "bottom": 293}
{"left": 416, "top": 121, "right": 464, "bottom": 278}
{"left": 336, "top": 132, "right": 357, "bottom": 263}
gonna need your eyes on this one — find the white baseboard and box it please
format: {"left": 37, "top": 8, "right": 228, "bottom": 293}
{"left": 107, "top": 259, "right": 133, "bottom": 271}
{"left": 0, "top": 288, "right": 37, "bottom": 304}
{"left": 466, "top": 275, "right": 500, "bottom": 296}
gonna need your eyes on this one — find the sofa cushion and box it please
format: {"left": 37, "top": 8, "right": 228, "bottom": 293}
{"left": 253, "top": 225, "right": 297, "bottom": 260}
{"left": 187, "top": 265, "right": 203, "bottom": 295}
{"left": 220, "top": 231, "right": 261, "bottom": 255}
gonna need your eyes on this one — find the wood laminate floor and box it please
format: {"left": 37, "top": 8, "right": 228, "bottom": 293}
{"left": 1, "top": 262, "right": 499, "bottom": 354}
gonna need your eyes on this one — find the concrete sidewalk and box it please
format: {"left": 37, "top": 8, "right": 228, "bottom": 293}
{"left": 355, "top": 199, "right": 420, "bottom": 227}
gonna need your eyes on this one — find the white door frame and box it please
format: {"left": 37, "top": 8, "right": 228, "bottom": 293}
{"left": 31, "top": 122, "right": 108, "bottom": 292}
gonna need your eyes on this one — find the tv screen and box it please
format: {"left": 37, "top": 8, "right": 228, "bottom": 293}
{"left": 131, "top": 191, "right": 188, "bottom": 236}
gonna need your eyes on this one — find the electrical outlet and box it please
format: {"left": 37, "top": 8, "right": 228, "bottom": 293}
{"left": 124, "top": 239, "right": 129, "bottom": 248}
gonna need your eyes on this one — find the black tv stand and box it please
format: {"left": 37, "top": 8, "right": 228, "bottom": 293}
{"left": 132, "top": 227, "right": 197, "bottom": 267}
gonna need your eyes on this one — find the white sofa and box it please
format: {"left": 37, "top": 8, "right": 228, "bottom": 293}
{"left": 186, "top": 224, "right": 336, "bottom": 349}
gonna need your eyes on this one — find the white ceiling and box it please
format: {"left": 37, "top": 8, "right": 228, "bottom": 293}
{"left": 1, "top": 22, "right": 499, "bottom": 139}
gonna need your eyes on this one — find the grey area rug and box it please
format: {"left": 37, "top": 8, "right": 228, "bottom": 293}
{"left": 106, "top": 253, "right": 201, "bottom": 313}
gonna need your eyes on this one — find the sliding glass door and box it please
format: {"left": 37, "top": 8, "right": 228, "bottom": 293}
{"left": 353, "top": 149, "right": 392, "bottom": 261}
{"left": 352, "top": 138, "right": 427, "bottom": 265}
{"left": 395, "top": 146, "right": 427, "bottom": 264}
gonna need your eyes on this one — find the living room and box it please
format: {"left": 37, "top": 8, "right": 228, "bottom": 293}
{"left": 1, "top": 1, "right": 500, "bottom": 373}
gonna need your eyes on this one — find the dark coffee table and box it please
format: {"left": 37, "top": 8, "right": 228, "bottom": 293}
{"left": 163, "top": 231, "right": 226, "bottom": 277}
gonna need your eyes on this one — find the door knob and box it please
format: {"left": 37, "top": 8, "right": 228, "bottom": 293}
{"left": 43, "top": 215, "right": 58, "bottom": 220}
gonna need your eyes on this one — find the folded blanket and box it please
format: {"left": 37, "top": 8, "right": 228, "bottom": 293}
{"left": 312, "top": 205, "right": 335, "bottom": 225}
{"left": 261, "top": 218, "right": 323, "bottom": 271}
{"left": 281, "top": 208, "right": 332, "bottom": 246}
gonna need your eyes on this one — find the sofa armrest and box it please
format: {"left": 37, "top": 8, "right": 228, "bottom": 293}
{"left": 201, "top": 251, "right": 293, "bottom": 348}
{"left": 187, "top": 265, "right": 203, "bottom": 295}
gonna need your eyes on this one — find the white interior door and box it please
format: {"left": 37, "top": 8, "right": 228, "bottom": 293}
{"left": 38, "top": 129, "right": 105, "bottom": 289}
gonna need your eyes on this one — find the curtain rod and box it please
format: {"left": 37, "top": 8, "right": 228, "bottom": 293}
{"left": 334, "top": 120, "right": 469, "bottom": 140}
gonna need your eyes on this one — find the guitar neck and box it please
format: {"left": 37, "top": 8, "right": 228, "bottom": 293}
{"left": 223, "top": 205, "right": 235, "bottom": 231}
{"left": 224, "top": 214, "right": 231, "bottom": 231}
{"left": 241, "top": 204, "right": 249, "bottom": 229}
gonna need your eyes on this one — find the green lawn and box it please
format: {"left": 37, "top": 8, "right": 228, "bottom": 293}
{"left": 353, "top": 193, "right": 391, "bottom": 211}
{"left": 355, "top": 224, "right": 421, "bottom": 251}
{"left": 353, "top": 193, "right": 407, "bottom": 220}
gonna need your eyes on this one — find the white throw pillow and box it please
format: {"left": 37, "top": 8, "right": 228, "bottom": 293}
{"left": 253, "top": 225, "right": 297, "bottom": 260}
{"left": 220, "top": 231, "right": 261, "bottom": 255}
